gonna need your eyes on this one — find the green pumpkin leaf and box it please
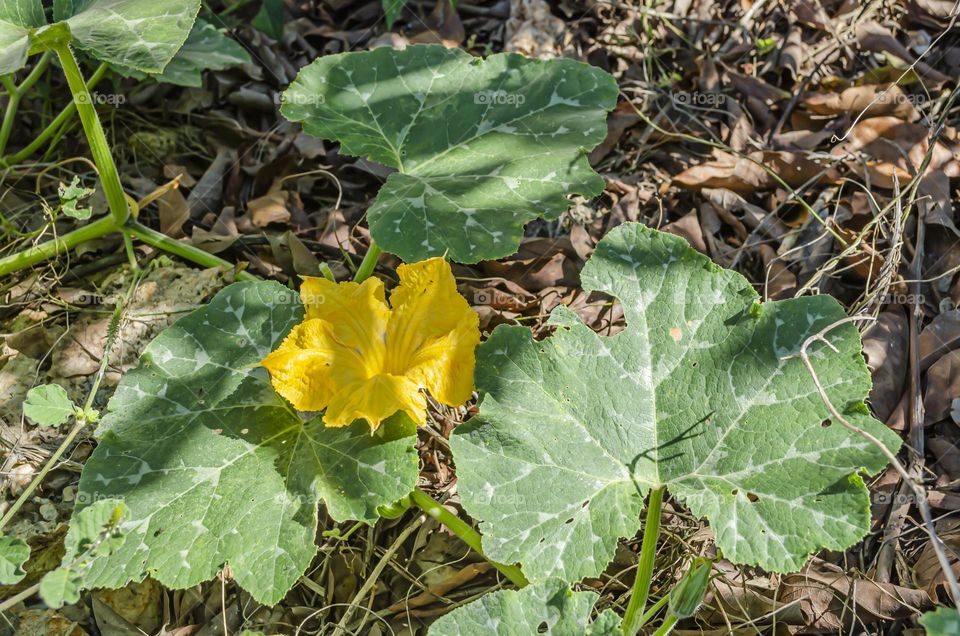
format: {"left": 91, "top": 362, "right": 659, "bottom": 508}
{"left": 52, "top": 0, "right": 200, "bottom": 72}
{"left": 451, "top": 223, "right": 900, "bottom": 584}
{"left": 429, "top": 578, "right": 622, "bottom": 635}
{"left": 0, "top": 0, "right": 199, "bottom": 74}
{"left": 40, "top": 499, "right": 127, "bottom": 608}
{"left": 0, "top": 534, "right": 30, "bottom": 585}
{"left": 23, "top": 383, "right": 75, "bottom": 426}
{"left": 74, "top": 281, "right": 419, "bottom": 605}
{"left": 0, "top": 0, "right": 44, "bottom": 74}
{"left": 921, "top": 607, "right": 960, "bottom": 635}
{"left": 113, "top": 19, "right": 251, "bottom": 87}
{"left": 281, "top": 44, "right": 617, "bottom": 263}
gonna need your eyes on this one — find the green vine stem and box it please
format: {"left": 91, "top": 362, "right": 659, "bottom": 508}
{"left": 0, "top": 51, "right": 53, "bottom": 157}
{"left": 622, "top": 486, "right": 666, "bottom": 636}
{"left": 352, "top": 240, "right": 382, "bottom": 282}
{"left": 0, "top": 215, "right": 117, "bottom": 276}
{"left": 124, "top": 221, "right": 257, "bottom": 281}
{"left": 1, "top": 62, "right": 109, "bottom": 166}
{"left": 636, "top": 593, "right": 669, "bottom": 629}
{"left": 51, "top": 41, "right": 128, "bottom": 226}
{"left": 651, "top": 614, "right": 679, "bottom": 636}
{"left": 409, "top": 488, "right": 528, "bottom": 587}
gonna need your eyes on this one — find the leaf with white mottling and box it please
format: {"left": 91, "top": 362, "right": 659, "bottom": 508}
{"left": 53, "top": 0, "right": 200, "bottom": 72}
{"left": 451, "top": 223, "right": 899, "bottom": 584}
{"left": 429, "top": 578, "right": 622, "bottom": 635}
{"left": 281, "top": 44, "right": 617, "bottom": 263}
{"left": 113, "top": 18, "right": 251, "bottom": 87}
{"left": 0, "top": 0, "right": 199, "bottom": 74}
{"left": 74, "top": 281, "right": 419, "bottom": 605}
{"left": 0, "top": 0, "right": 43, "bottom": 74}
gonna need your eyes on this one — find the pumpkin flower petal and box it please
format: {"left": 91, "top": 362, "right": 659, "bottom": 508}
{"left": 386, "top": 258, "right": 480, "bottom": 405}
{"left": 300, "top": 276, "right": 389, "bottom": 365}
{"left": 325, "top": 374, "right": 427, "bottom": 430}
{"left": 261, "top": 257, "right": 479, "bottom": 430}
{"left": 261, "top": 319, "right": 363, "bottom": 412}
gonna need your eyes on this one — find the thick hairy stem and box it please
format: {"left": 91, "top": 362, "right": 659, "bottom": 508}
{"left": 52, "top": 42, "right": 128, "bottom": 226}
{"left": 124, "top": 221, "right": 258, "bottom": 281}
{"left": 0, "top": 215, "right": 117, "bottom": 276}
{"left": 622, "top": 486, "right": 666, "bottom": 636}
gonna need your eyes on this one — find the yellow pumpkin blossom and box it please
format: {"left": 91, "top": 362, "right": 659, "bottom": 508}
{"left": 261, "top": 257, "right": 480, "bottom": 431}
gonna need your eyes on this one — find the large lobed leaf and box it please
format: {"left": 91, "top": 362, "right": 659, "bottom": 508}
{"left": 429, "top": 578, "right": 622, "bottom": 636}
{"left": 53, "top": 0, "right": 200, "bottom": 72}
{"left": 75, "top": 281, "right": 419, "bottom": 605}
{"left": 0, "top": 0, "right": 198, "bottom": 74}
{"left": 113, "top": 18, "right": 251, "bottom": 87}
{"left": 0, "top": 0, "right": 43, "bottom": 74}
{"left": 451, "top": 223, "right": 900, "bottom": 584}
{"left": 282, "top": 44, "right": 617, "bottom": 264}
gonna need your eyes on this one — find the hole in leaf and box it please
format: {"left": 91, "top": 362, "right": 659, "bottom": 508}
{"left": 730, "top": 489, "right": 738, "bottom": 496}
{"left": 746, "top": 492, "right": 759, "bottom": 503}
{"left": 821, "top": 418, "right": 832, "bottom": 428}
{"left": 537, "top": 622, "right": 549, "bottom": 633}
{"left": 564, "top": 518, "right": 574, "bottom": 525}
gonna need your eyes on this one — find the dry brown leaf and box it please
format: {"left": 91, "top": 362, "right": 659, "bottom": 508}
{"left": 408, "top": 0, "right": 465, "bottom": 47}
{"left": 779, "top": 560, "right": 931, "bottom": 629}
{"left": 662, "top": 210, "right": 707, "bottom": 254}
{"left": 11, "top": 609, "right": 87, "bottom": 636}
{"left": 907, "top": 0, "right": 960, "bottom": 28}
{"left": 93, "top": 578, "right": 162, "bottom": 634}
{"left": 757, "top": 243, "right": 797, "bottom": 299}
{"left": 863, "top": 309, "right": 910, "bottom": 423}
{"left": 924, "top": 350, "right": 960, "bottom": 424}
{"left": 920, "top": 309, "right": 960, "bottom": 372}
{"left": 589, "top": 101, "right": 641, "bottom": 163}
{"left": 505, "top": 0, "right": 566, "bottom": 59}
{"left": 673, "top": 150, "right": 835, "bottom": 193}
{"left": 481, "top": 237, "right": 579, "bottom": 291}
{"left": 158, "top": 187, "right": 190, "bottom": 239}
{"left": 191, "top": 207, "right": 240, "bottom": 255}
{"left": 727, "top": 70, "right": 792, "bottom": 105}
{"left": 248, "top": 190, "right": 290, "bottom": 227}
{"left": 803, "top": 84, "right": 919, "bottom": 120}
{"left": 386, "top": 562, "right": 492, "bottom": 613}
{"left": 856, "top": 22, "right": 951, "bottom": 85}
{"left": 915, "top": 518, "right": 960, "bottom": 603}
